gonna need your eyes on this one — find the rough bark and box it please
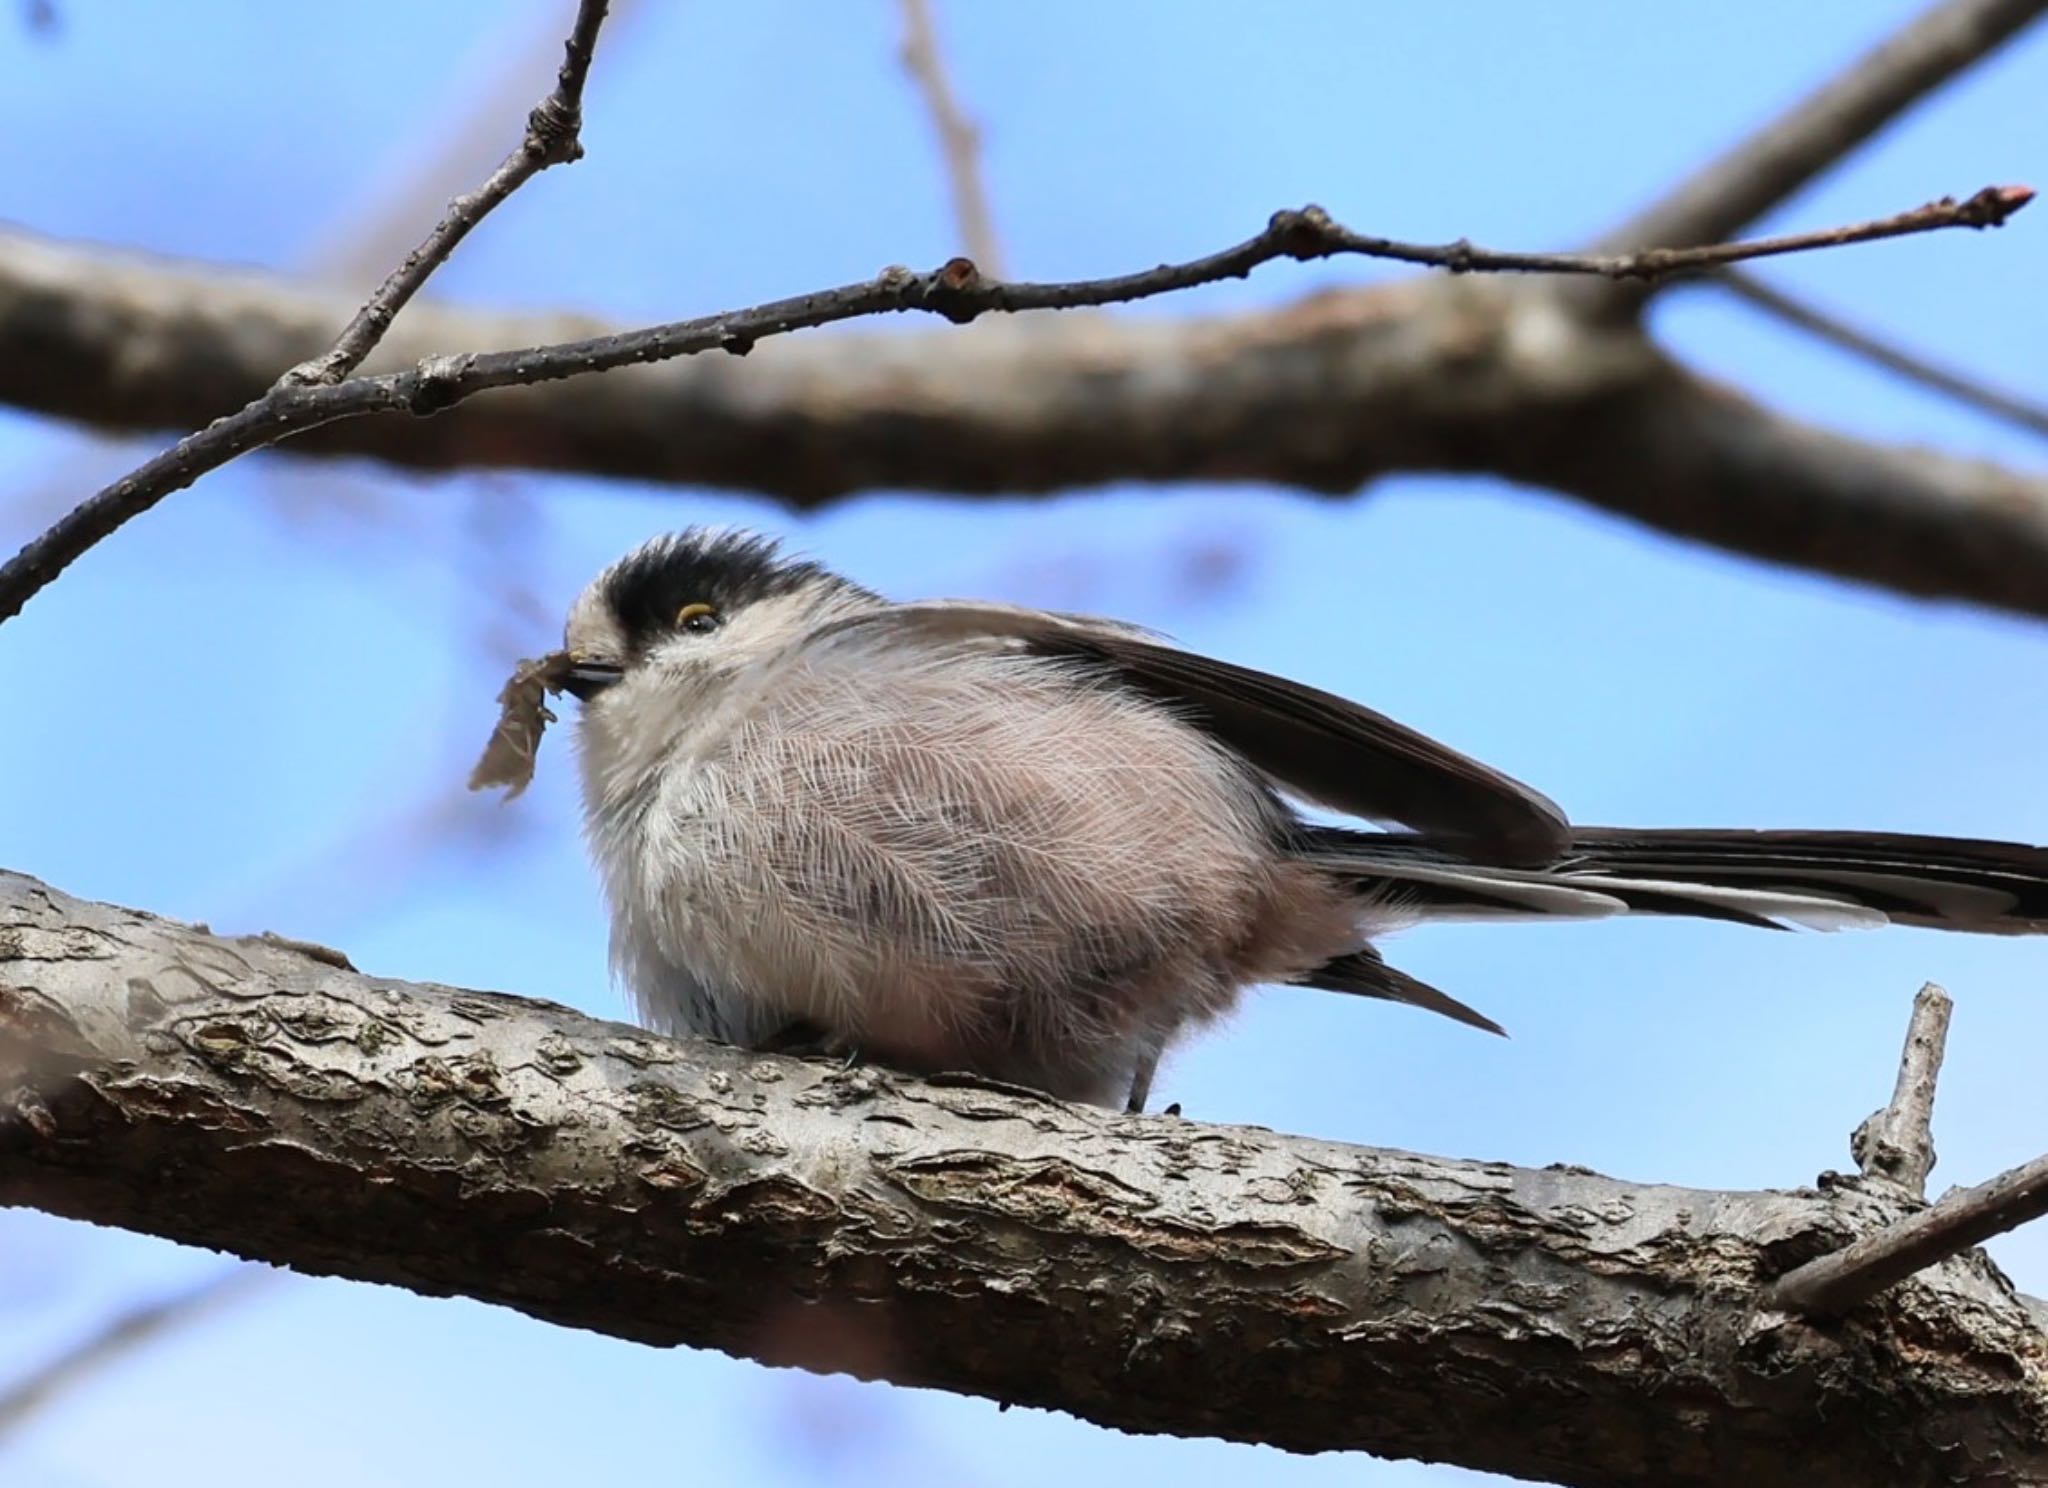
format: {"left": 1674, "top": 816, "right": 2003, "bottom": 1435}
{"left": 2, "top": 868, "right": 2044, "bottom": 1487}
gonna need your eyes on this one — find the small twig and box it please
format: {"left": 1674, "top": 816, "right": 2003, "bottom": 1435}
{"left": 1717, "top": 270, "right": 2048, "bottom": 443}
{"left": 0, "top": 0, "right": 614, "bottom": 617}
{"left": 0, "top": 1264, "right": 275, "bottom": 1439}
{"left": 1772, "top": 1150, "right": 2048, "bottom": 1315}
{"left": 309, "top": 1, "right": 642, "bottom": 287}
{"left": 1848, "top": 982, "right": 1953, "bottom": 1196}
{"left": 0, "top": 6, "right": 633, "bottom": 545}
{"left": 278, "top": 0, "right": 610, "bottom": 388}
{"left": 897, "top": 0, "right": 1006, "bottom": 277}
{"left": 1593, "top": 0, "right": 2048, "bottom": 254}
{"left": 1334, "top": 185, "right": 2030, "bottom": 279}
{"left": 0, "top": 186, "right": 2029, "bottom": 628}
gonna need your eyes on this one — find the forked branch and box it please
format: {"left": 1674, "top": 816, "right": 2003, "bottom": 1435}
{"left": 0, "top": 186, "right": 2028, "bottom": 629}
{"left": 1772, "top": 984, "right": 2048, "bottom": 1317}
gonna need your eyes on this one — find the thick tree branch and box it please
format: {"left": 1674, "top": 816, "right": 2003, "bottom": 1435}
{"left": 1486, "top": 342, "right": 2048, "bottom": 615}
{"left": 0, "top": 190, "right": 2035, "bottom": 628}
{"left": 1592, "top": 0, "right": 2048, "bottom": 256}
{"left": 2, "top": 868, "right": 2045, "bottom": 1486}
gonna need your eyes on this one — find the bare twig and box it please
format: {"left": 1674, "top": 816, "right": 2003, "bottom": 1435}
{"left": 1773, "top": 1150, "right": 2048, "bottom": 1315}
{"left": 1717, "top": 270, "right": 2048, "bottom": 442}
{"left": 310, "top": 1, "right": 643, "bottom": 288}
{"left": 0, "top": 0, "right": 614, "bottom": 618}
{"left": 1593, "top": 0, "right": 2048, "bottom": 255}
{"left": 0, "top": 6, "right": 637, "bottom": 546}
{"left": 898, "top": 0, "right": 1006, "bottom": 276}
{"left": 280, "top": 0, "right": 610, "bottom": 387}
{"left": 1445, "top": 185, "right": 2029, "bottom": 279}
{"left": 6, "top": 226, "right": 2045, "bottom": 622}
{"left": 1849, "top": 983, "right": 1953, "bottom": 1196}
{"left": 1, "top": 187, "right": 2028, "bottom": 628}
{"left": 0, "top": 1264, "right": 275, "bottom": 1438}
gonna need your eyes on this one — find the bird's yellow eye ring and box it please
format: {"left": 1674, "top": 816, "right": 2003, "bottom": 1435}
{"left": 675, "top": 601, "right": 721, "bottom": 633}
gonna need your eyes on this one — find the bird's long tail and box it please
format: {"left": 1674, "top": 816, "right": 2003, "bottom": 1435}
{"left": 1291, "top": 826, "right": 2048, "bottom": 1033}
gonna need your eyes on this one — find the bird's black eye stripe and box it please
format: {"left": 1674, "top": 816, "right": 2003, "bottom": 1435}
{"left": 599, "top": 528, "right": 879, "bottom": 655}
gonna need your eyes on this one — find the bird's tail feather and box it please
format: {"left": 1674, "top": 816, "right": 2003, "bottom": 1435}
{"left": 1292, "top": 825, "right": 2048, "bottom": 1032}
{"left": 1559, "top": 827, "right": 2048, "bottom": 933}
{"left": 1295, "top": 825, "right": 2048, "bottom": 935}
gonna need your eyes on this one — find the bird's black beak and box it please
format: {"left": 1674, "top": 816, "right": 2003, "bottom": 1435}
{"left": 560, "top": 658, "right": 625, "bottom": 701}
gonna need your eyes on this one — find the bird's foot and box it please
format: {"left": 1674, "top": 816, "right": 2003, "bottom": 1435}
{"left": 758, "top": 1019, "right": 864, "bottom": 1068}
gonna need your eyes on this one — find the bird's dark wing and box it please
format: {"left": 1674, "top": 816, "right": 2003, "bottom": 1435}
{"left": 809, "top": 601, "right": 1570, "bottom": 867}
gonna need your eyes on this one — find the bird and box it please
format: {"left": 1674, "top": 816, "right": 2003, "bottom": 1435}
{"left": 555, "top": 527, "right": 2048, "bottom": 1112}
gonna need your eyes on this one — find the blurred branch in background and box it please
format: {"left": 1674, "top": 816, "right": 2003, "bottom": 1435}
{"left": 0, "top": 1, "right": 2045, "bottom": 1477}
{"left": 4, "top": 870, "right": 2045, "bottom": 1487}
{"left": 274, "top": 2, "right": 611, "bottom": 388}
{"left": 1, "top": 185, "right": 2031, "bottom": 629}
{"left": 973, "top": 520, "right": 1267, "bottom": 618}
{"left": 3, "top": 2, "right": 644, "bottom": 538}
{"left": 1586, "top": 0, "right": 2047, "bottom": 260}
{"left": 0, "top": 1265, "right": 275, "bottom": 1443}
{"left": 897, "top": 0, "right": 1005, "bottom": 277}
{"left": 0, "top": 1, "right": 631, "bottom": 802}
{"left": 2, "top": 0, "right": 655, "bottom": 670}
{"left": 1713, "top": 268, "right": 2048, "bottom": 443}
{"left": 0, "top": 0, "right": 622, "bottom": 919}
{"left": 0, "top": 11, "right": 628, "bottom": 1446}
{"left": 222, "top": 756, "right": 546, "bottom": 935}
{"left": 0, "top": 0, "right": 2039, "bottom": 642}
{"left": 15, "top": 0, "right": 57, "bottom": 40}
{"left": 307, "top": 2, "right": 644, "bottom": 291}
{"left": 2, "top": 1, "right": 2041, "bottom": 630}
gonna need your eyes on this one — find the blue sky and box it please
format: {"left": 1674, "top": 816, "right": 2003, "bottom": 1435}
{"left": 2, "top": 4, "right": 2044, "bottom": 1486}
